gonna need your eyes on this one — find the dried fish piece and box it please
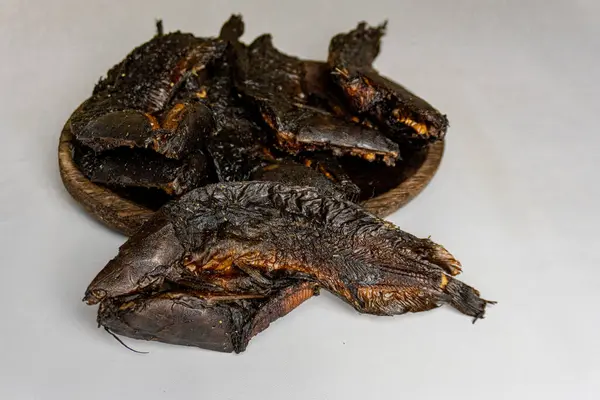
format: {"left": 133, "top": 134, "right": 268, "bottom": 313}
{"left": 98, "top": 282, "right": 318, "bottom": 353}
{"left": 186, "top": 16, "right": 277, "bottom": 183}
{"left": 197, "top": 66, "right": 272, "bottom": 184}
{"left": 198, "top": 77, "right": 274, "bottom": 183}
{"left": 73, "top": 145, "right": 207, "bottom": 195}
{"left": 85, "top": 182, "right": 491, "bottom": 325}
{"left": 83, "top": 209, "right": 291, "bottom": 301}
{"left": 82, "top": 209, "right": 317, "bottom": 353}
{"left": 299, "top": 153, "right": 361, "bottom": 201}
{"left": 328, "top": 22, "right": 449, "bottom": 143}
{"left": 251, "top": 160, "right": 357, "bottom": 200}
{"left": 303, "top": 60, "right": 375, "bottom": 130}
{"left": 71, "top": 31, "right": 225, "bottom": 158}
{"left": 206, "top": 129, "right": 271, "bottom": 182}
{"left": 238, "top": 35, "right": 399, "bottom": 165}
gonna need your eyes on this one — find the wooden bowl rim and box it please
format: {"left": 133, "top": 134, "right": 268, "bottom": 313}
{"left": 58, "top": 118, "right": 445, "bottom": 236}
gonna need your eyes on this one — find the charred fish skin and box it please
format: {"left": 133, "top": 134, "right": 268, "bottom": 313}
{"left": 86, "top": 181, "right": 489, "bottom": 324}
{"left": 83, "top": 212, "right": 185, "bottom": 305}
{"left": 251, "top": 160, "right": 358, "bottom": 201}
{"left": 299, "top": 153, "right": 361, "bottom": 202}
{"left": 328, "top": 22, "right": 449, "bottom": 144}
{"left": 237, "top": 34, "right": 400, "bottom": 165}
{"left": 73, "top": 145, "right": 208, "bottom": 196}
{"left": 198, "top": 64, "right": 272, "bottom": 184}
{"left": 97, "top": 291, "right": 247, "bottom": 353}
{"left": 163, "top": 182, "right": 486, "bottom": 318}
{"left": 97, "top": 282, "right": 319, "bottom": 353}
{"left": 69, "top": 29, "right": 225, "bottom": 198}
{"left": 194, "top": 16, "right": 276, "bottom": 183}
{"left": 71, "top": 32, "right": 226, "bottom": 158}
{"left": 83, "top": 209, "right": 318, "bottom": 353}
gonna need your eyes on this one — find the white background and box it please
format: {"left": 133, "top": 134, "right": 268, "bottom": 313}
{"left": 1, "top": 1, "right": 599, "bottom": 399}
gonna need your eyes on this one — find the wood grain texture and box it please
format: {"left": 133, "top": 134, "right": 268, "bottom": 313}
{"left": 58, "top": 115, "right": 444, "bottom": 236}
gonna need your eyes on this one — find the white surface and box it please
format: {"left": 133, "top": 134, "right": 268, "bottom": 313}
{"left": 1, "top": 1, "right": 599, "bottom": 399}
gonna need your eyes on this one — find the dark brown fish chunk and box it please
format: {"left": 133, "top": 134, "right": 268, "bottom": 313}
{"left": 98, "top": 283, "right": 318, "bottom": 353}
{"left": 328, "top": 22, "right": 449, "bottom": 144}
{"left": 238, "top": 35, "right": 399, "bottom": 164}
{"left": 251, "top": 160, "right": 358, "bottom": 200}
{"left": 303, "top": 60, "right": 376, "bottom": 130}
{"left": 299, "top": 153, "right": 361, "bottom": 201}
{"left": 198, "top": 67, "right": 272, "bottom": 183}
{"left": 73, "top": 145, "right": 207, "bottom": 195}
{"left": 83, "top": 208, "right": 290, "bottom": 302}
{"left": 182, "top": 17, "right": 276, "bottom": 183}
{"left": 85, "top": 182, "right": 491, "bottom": 325}
{"left": 82, "top": 207, "right": 318, "bottom": 353}
{"left": 199, "top": 79, "right": 273, "bottom": 183}
{"left": 206, "top": 128, "right": 271, "bottom": 182}
{"left": 71, "top": 32, "right": 225, "bottom": 158}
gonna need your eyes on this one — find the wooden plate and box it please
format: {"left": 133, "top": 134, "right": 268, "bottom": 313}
{"left": 58, "top": 117, "right": 445, "bottom": 236}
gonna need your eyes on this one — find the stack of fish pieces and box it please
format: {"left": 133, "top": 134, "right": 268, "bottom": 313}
{"left": 74, "top": 15, "right": 492, "bottom": 353}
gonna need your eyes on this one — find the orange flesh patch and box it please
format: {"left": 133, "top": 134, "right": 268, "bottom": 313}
{"left": 392, "top": 109, "right": 429, "bottom": 135}
{"left": 164, "top": 180, "right": 180, "bottom": 196}
{"left": 361, "top": 152, "right": 376, "bottom": 162}
{"left": 185, "top": 263, "right": 197, "bottom": 273}
{"left": 356, "top": 285, "right": 432, "bottom": 313}
{"left": 237, "top": 251, "right": 280, "bottom": 273}
{"left": 275, "top": 131, "right": 302, "bottom": 153}
{"left": 432, "top": 244, "right": 462, "bottom": 276}
{"left": 118, "top": 301, "right": 137, "bottom": 311}
{"left": 195, "top": 88, "right": 207, "bottom": 99}
{"left": 183, "top": 255, "right": 198, "bottom": 273}
{"left": 318, "top": 165, "right": 335, "bottom": 181}
{"left": 162, "top": 103, "right": 187, "bottom": 131}
{"left": 201, "top": 253, "right": 236, "bottom": 274}
{"left": 261, "top": 164, "right": 280, "bottom": 172}
{"left": 348, "top": 148, "right": 396, "bottom": 166}
{"left": 247, "top": 283, "right": 319, "bottom": 340}
{"left": 440, "top": 274, "right": 449, "bottom": 290}
{"left": 265, "top": 113, "right": 300, "bottom": 152}
{"left": 182, "top": 250, "right": 241, "bottom": 277}
{"left": 218, "top": 251, "right": 355, "bottom": 307}
{"left": 145, "top": 113, "right": 160, "bottom": 130}
{"left": 280, "top": 285, "right": 318, "bottom": 314}
{"left": 357, "top": 286, "right": 422, "bottom": 302}
{"left": 261, "top": 112, "right": 277, "bottom": 130}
